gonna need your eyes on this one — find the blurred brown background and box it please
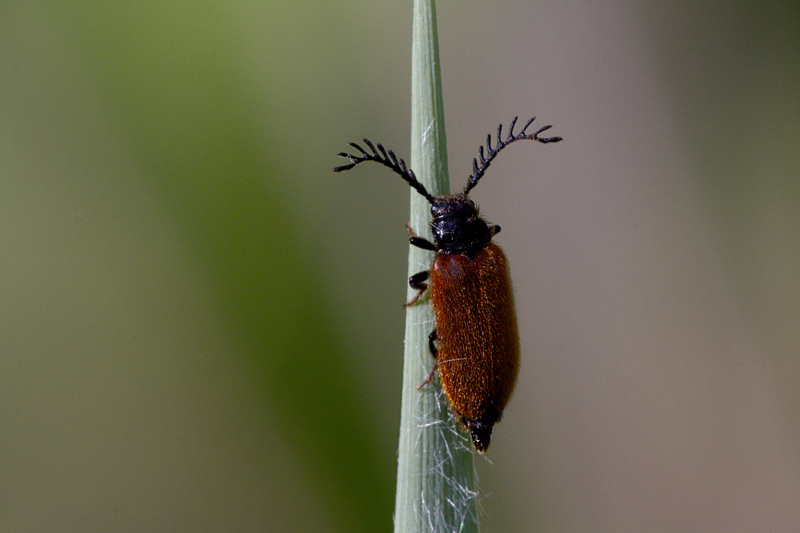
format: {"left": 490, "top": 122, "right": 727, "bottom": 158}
{"left": 1, "top": 1, "right": 798, "bottom": 531}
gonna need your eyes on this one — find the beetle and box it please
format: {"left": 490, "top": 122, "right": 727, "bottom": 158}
{"left": 333, "top": 116, "right": 561, "bottom": 452}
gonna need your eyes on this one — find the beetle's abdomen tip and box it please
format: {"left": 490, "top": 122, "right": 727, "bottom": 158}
{"left": 471, "top": 433, "right": 491, "bottom": 453}
{"left": 463, "top": 417, "right": 493, "bottom": 453}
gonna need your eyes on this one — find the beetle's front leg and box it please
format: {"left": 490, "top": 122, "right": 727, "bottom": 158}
{"left": 404, "top": 223, "right": 435, "bottom": 307}
{"left": 406, "top": 223, "right": 437, "bottom": 251}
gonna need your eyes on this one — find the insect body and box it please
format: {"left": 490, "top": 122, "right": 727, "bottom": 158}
{"left": 334, "top": 117, "right": 561, "bottom": 452}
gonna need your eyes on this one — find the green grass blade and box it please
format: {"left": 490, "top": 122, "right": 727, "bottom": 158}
{"left": 393, "top": 0, "right": 479, "bottom": 531}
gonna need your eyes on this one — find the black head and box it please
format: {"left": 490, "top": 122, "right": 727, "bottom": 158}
{"left": 430, "top": 194, "right": 496, "bottom": 255}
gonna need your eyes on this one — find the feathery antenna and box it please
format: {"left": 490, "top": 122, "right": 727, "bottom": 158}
{"left": 334, "top": 139, "right": 435, "bottom": 203}
{"left": 464, "top": 116, "right": 562, "bottom": 194}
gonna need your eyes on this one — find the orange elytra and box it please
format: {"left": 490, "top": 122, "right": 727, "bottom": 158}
{"left": 334, "top": 116, "right": 561, "bottom": 452}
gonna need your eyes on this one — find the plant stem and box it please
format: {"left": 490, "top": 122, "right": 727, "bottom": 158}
{"left": 393, "top": 0, "right": 478, "bottom": 531}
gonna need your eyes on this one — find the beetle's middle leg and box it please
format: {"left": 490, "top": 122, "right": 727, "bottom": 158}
{"left": 405, "top": 270, "right": 429, "bottom": 307}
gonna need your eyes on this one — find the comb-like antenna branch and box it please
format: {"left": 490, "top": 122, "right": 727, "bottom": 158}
{"left": 464, "top": 116, "right": 562, "bottom": 194}
{"left": 334, "top": 139, "right": 436, "bottom": 203}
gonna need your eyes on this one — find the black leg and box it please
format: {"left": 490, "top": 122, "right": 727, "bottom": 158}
{"left": 416, "top": 330, "right": 438, "bottom": 390}
{"left": 428, "top": 329, "right": 438, "bottom": 358}
{"left": 406, "top": 223, "right": 437, "bottom": 251}
{"left": 404, "top": 270, "right": 429, "bottom": 307}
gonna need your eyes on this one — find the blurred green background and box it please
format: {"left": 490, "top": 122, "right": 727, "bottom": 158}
{"left": 2, "top": 1, "right": 799, "bottom": 531}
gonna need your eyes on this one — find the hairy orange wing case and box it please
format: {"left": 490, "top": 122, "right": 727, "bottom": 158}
{"left": 430, "top": 243, "right": 520, "bottom": 426}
